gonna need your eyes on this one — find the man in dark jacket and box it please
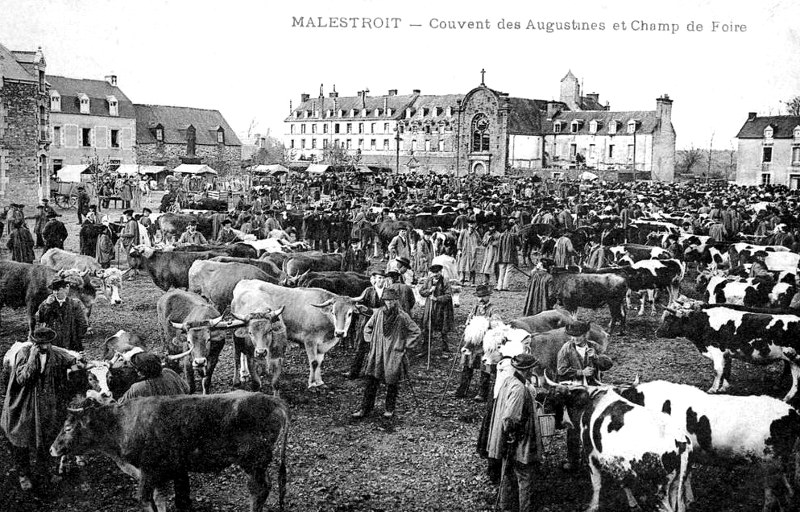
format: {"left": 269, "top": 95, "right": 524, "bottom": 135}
{"left": 419, "top": 263, "right": 454, "bottom": 353}
{"left": 76, "top": 186, "right": 90, "bottom": 224}
{"left": 42, "top": 211, "right": 68, "bottom": 250}
{"left": 345, "top": 270, "right": 387, "bottom": 379}
{"left": 341, "top": 238, "right": 368, "bottom": 272}
{"left": 7, "top": 221, "right": 36, "bottom": 263}
{"left": 36, "top": 279, "right": 88, "bottom": 352}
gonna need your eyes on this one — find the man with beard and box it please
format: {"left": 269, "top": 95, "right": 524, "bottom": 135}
{"left": 351, "top": 287, "right": 420, "bottom": 419}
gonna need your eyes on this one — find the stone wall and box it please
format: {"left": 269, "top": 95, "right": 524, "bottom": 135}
{"left": 136, "top": 143, "right": 242, "bottom": 175}
{"left": 0, "top": 80, "right": 48, "bottom": 206}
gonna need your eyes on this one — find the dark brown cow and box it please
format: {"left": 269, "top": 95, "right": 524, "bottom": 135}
{"left": 282, "top": 253, "right": 343, "bottom": 278}
{"left": 128, "top": 246, "right": 224, "bottom": 291}
{"left": 549, "top": 269, "right": 628, "bottom": 333}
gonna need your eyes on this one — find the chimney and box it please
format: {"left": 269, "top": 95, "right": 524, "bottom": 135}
{"left": 383, "top": 97, "right": 388, "bottom": 114}
{"left": 412, "top": 89, "right": 421, "bottom": 95}
{"left": 258, "top": 136, "right": 267, "bottom": 149}
{"left": 656, "top": 94, "right": 673, "bottom": 124}
{"left": 105, "top": 74, "right": 117, "bottom": 86}
{"left": 748, "top": 112, "right": 758, "bottom": 121}
{"left": 585, "top": 92, "right": 599, "bottom": 104}
{"left": 329, "top": 84, "right": 338, "bottom": 98}
{"left": 300, "top": 93, "right": 310, "bottom": 103}
{"left": 546, "top": 101, "right": 562, "bottom": 120}
{"left": 388, "top": 89, "right": 397, "bottom": 96}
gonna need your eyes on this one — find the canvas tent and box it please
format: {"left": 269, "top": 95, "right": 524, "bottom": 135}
{"left": 116, "top": 164, "right": 167, "bottom": 176}
{"left": 305, "top": 164, "right": 330, "bottom": 174}
{"left": 173, "top": 164, "right": 218, "bottom": 176}
{"left": 56, "top": 164, "right": 91, "bottom": 183}
{"left": 250, "top": 164, "right": 289, "bottom": 175}
{"left": 580, "top": 171, "right": 599, "bottom": 181}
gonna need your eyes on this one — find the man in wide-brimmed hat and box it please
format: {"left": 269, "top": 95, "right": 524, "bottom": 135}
{"left": 1, "top": 326, "right": 82, "bottom": 491}
{"left": 119, "top": 352, "right": 188, "bottom": 403}
{"left": 36, "top": 278, "right": 88, "bottom": 352}
{"left": 345, "top": 269, "right": 389, "bottom": 380}
{"left": 419, "top": 263, "right": 454, "bottom": 353}
{"left": 453, "top": 284, "right": 498, "bottom": 400}
{"left": 42, "top": 210, "right": 68, "bottom": 250}
{"left": 486, "top": 353, "right": 543, "bottom": 512}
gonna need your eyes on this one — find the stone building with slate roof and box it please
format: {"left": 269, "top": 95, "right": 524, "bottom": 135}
{"left": 134, "top": 104, "right": 242, "bottom": 174}
{"left": 284, "top": 72, "right": 676, "bottom": 180}
{"left": 48, "top": 74, "right": 136, "bottom": 172}
{"left": 735, "top": 113, "right": 800, "bottom": 188}
{"left": 0, "top": 43, "right": 50, "bottom": 205}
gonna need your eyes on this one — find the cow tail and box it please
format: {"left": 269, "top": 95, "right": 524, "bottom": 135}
{"left": 277, "top": 402, "right": 290, "bottom": 512}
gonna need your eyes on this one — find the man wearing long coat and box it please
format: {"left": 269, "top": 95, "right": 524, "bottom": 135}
{"left": 95, "top": 220, "right": 115, "bottom": 268}
{"left": 457, "top": 221, "right": 481, "bottom": 285}
{"left": 1, "top": 327, "right": 79, "bottom": 490}
{"left": 352, "top": 287, "right": 421, "bottom": 419}
{"left": 36, "top": 279, "right": 88, "bottom": 352}
{"left": 419, "top": 264, "right": 454, "bottom": 352}
{"left": 42, "top": 212, "right": 68, "bottom": 250}
{"left": 7, "top": 224, "right": 35, "bottom": 263}
{"left": 496, "top": 222, "right": 519, "bottom": 292}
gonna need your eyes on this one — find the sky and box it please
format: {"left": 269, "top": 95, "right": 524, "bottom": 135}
{"left": 1, "top": 0, "right": 799, "bottom": 149}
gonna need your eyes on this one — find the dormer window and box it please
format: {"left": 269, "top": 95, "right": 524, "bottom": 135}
{"left": 294, "top": 111, "right": 299, "bottom": 119}
{"left": 608, "top": 120, "right": 619, "bottom": 135}
{"left": 553, "top": 122, "right": 562, "bottom": 134}
{"left": 338, "top": 109, "right": 344, "bottom": 118}
{"left": 304, "top": 111, "right": 310, "bottom": 118}
{"left": 446, "top": 107, "right": 453, "bottom": 117}
{"left": 386, "top": 108, "right": 393, "bottom": 117}
{"left": 589, "top": 120, "right": 599, "bottom": 134}
{"left": 764, "top": 126, "right": 774, "bottom": 139}
{"left": 361, "top": 108, "right": 367, "bottom": 117}
{"left": 374, "top": 109, "right": 381, "bottom": 117}
{"left": 421, "top": 108, "right": 429, "bottom": 117}
{"left": 217, "top": 127, "right": 225, "bottom": 144}
{"left": 406, "top": 108, "right": 412, "bottom": 118}
{"left": 349, "top": 109, "right": 356, "bottom": 117}
{"left": 570, "top": 120, "right": 583, "bottom": 133}
{"left": 627, "top": 120, "right": 638, "bottom": 134}
{"left": 107, "top": 95, "right": 118, "bottom": 116}
{"left": 794, "top": 125, "right": 800, "bottom": 140}
{"left": 155, "top": 124, "right": 164, "bottom": 142}
{"left": 78, "top": 93, "right": 90, "bottom": 114}
{"left": 50, "top": 91, "right": 61, "bottom": 112}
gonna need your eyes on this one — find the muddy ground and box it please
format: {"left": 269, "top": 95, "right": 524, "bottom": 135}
{"left": 0, "top": 200, "right": 785, "bottom": 512}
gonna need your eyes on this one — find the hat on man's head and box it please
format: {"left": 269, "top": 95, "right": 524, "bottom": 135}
{"left": 221, "top": 219, "right": 232, "bottom": 226}
{"left": 475, "top": 284, "right": 492, "bottom": 298}
{"left": 77, "top": 186, "right": 85, "bottom": 190}
{"left": 46, "top": 211, "right": 60, "bottom": 218}
{"left": 565, "top": 321, "right": 590, "bottom": 337}
{"left": 142, "top": 207, "right": 152, "bottom": 214}
{"left": 50, "top": 278, "right": 70, "bottom": 290}
{"left": 430, "top": 263, "right": 443, "bottom": 273}
{"left": 511, "top": 353, "right": 538, "bottom": 371}
{"left": 395, "top": 256, "right": 411, "bottom": 268}
{"left": 130, "top": 352, "right": 163, "bottom": 379}
{"left": 123, "top": 209, "right": 134, "bottom": 216}
{"left": 31, "top": 327, "right": 57, "bottom": 344}
{"left": 371, "top": 269, "right": 386, "bottom": 277}
{"left": 382, "top": 287, "right": 400, "bottom": 301}
{"left": 89, "top": 204, "right": 97, "bottom": 210}
{"left": 386, "top": 270, "right": 401, "bottom": 281}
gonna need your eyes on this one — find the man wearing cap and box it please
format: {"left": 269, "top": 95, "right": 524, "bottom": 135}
{"left": 495, "top": 221, "right": 519, "bottom": 292}
{"left": 457, "top": 220, "right": 481, "bottom": 286}
{"left": 346, "top": 270, "right": 388, "bottom": 379}
{"left": 36, "top": 278, "right": 88, "bottom": 352}
{"left": 216, "top": 218, "right": 239, "bottom": 244}
{"left": 352, "top": 286, "right": 421, "bottom": 419}
{"left": 140, "top": 207, "right": 155, "bottom": 241}
{"left": 7, "top": 214, "right": 36, "bottom": 263}
{"left": 341, "top": 238, "right": 368, "bottom": 272}
{"left": 77, "top": 185, "right": 90, "bottom": 224}
{"left": 96, "top": 216, "right": 116, "bottom": 268}
{"left": 557, "top": 321, "right": 612, "bottom": 471}
{"left": 119, "top": 352, "right": 188, "bottom": 403}
{"left": 42, "top": 211, "right": 68, "bottom": 250}
{"left": 454, "top": 284, "right": 498, "bottom": 400}
{"left": 387, "top": 227, "right": 410, "bottom": 262}
{"left": 1, "top": 327, "right": 82, "bottom": 490}
{"left": 486, "top": 353, "right": 543, "bottom": 512}
{"left": 419, "top": 263, "right": 454, "bottom": 353}
{"left": 177, "top": 220, "right": 208, "bottom": 246}
{"left": 385, "top": 270, "right": 415, "bottom": 315}
{"left": 33, "top": 204, "right": 48, "bottom": 248}
{"left": 120, "top": 209, "right": 140, "bottom": 279}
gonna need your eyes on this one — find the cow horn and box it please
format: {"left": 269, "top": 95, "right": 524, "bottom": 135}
{"left": 220, "top": 317, "right": 247, "bottom": 329}
{"left": 79, "top": 269, "right": 90, "bottom": 277}
{"left": 542, "top": 370, "right": 560, "bottom": 388}
{"left": 351, "top": 288, "right": 368, "bottom": 303}
{"left": 270, "top": 305, "right": 285, "bottom": 320}
{"left": 67, "top": 406, "right": 85, "bottom": 414}
{"left": 310, "top": 298, "right": 335, "bottom": 308}
{"left": 167, "top": 340, "right": 194, "bottom": 361}
{"left": 633, "top": 373, "right": 641, "bottom": 386}
{"left": 208, "top": 315, "right": 224, "bottom": 327}
{"left": 170, "top": 320, "right": 188, "bottom": 331}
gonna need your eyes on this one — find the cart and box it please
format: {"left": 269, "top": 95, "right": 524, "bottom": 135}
{"left": 49, "top": 179, "right": 79, "bottom": 209}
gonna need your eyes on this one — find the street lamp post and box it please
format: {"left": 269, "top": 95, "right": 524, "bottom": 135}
{"left": 632, "top": 127, "right": 637, "bottom": 182}
{"left": 394, "top": 126, "right": 402, "bottom": 175}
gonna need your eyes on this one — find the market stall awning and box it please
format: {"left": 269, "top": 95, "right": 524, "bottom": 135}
{"left": 116, "top": 164, "right": 167, "bottom": 176}
{"left": 173, "top": 164, "right": 218, "bottom": 175}
{"left": 355, "top": 165, "right": 373, "bottom": 174}
{"left": 250, "top": 164, "right": 289, "bottom": 175}
{"left": 305, "top": 164, "right": 330, "bottom": 174}
{"left": 580, "top": 171, "right": 599, "bottom": 181}
{"left": 56, "top": 164, "right": 90, "bottom": 183}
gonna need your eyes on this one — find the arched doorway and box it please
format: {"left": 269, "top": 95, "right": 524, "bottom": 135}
{"left": 473, "top": 162, "right": 486, "bottom": 175}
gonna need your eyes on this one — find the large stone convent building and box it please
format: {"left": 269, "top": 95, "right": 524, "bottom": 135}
{"left": 284, "top": 71, "right": 676, "bottom": 181}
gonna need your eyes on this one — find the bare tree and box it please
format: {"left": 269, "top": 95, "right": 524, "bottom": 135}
{"left": 784, "top": 96, "right": 800, "bottom": 116}
{"left": 678, "top": 146, "right": 704, "bottom": 175}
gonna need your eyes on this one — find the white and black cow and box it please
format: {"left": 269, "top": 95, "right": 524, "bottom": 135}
{"left": 618, "top": 259, "right": 685, "bottom": 316}
{"left": 683, "top": 244, "right": 729, "bottom": 271}
{"left": 728, "top": 243, "right": 790, "bottom": 267}
{"left": 657, "top": 303, "right": 800, "bottom": 402}
{"left": 618, "top": 379, "right": 800, "bottom": 512}
{"left": 609, "top": 243, "right": 673, "bottom": 265}
{"left": 701, "top": 275, "right": 796, "bottom": 309}
{"left": 547, "top": 380, "right": 693, "bottom": 512}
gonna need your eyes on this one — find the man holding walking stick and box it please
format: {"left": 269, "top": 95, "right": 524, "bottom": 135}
{"left": 351, "top": 287, "right": 421, "bottom": 419}
{"left": 419, "top": 263, "right": 454, "bottom": 355}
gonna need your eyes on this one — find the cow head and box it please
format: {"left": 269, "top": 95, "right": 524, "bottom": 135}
{"left": 683, "top": 244, "right": 702, "bottom": 262}
{"left": 541, "top": 372, "right": 594, "bottom": 430}
{"left": 169, "top": 315, "right": 224, "bottom": 370}
{"left": 230, "top": 306, "right": 286, "bottom": 359}
{"left": 84, "top": 361, "right": 114, "bottom": 402}
{"left": 128, "top": 245, "right": 155, "bottom": 269}
{"left": 310, "top": 289, "right": 370, "bottom": 339}
{"left": 50, "top": 397, "right": 105, "bottom": 458}
{"left": 95, "top": 268, "right": 123, "bottom": 305}
{"left": 656, "top": 300, "right": 701, "bottom": 338}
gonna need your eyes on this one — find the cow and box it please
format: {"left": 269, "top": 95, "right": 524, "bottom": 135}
{"left": 765, "top": 251, "right": 800, "bottom": 273}
{"left": 102, "top": 329, "right": 147, "bottom": 398}
{"left": 509, "top": 309, "right": 574, "bottom": 333}
{"left": 157, "top": 289, "right": 239, "bottom": 394}
{"left": 657, "top": 302, "right": 800, "bottom": 402}
{"left": 728, "top": 243, "right": 790, "bottom": 266}
{"left": 156, "top": 212, "right": 216, "bottom": 243}
{"left": 609, "top": 243, "right": 673, "bottom": 264}
{"left": 170, "top": 242, "right": 258, "bottom": 259}
{"left": 0, "top": 261, "right": 98, "bottom": 334}
{"left": 231, "top": 280, "right": 369, "bottom": 389}
{"left": 210, "top": 255, "right": 284, "bottom": 281}
{"left": 618, "top": 379, "right": 800, "bottom": 511}
{"left": 282, "top": 252, "right": 344, "bottom": 277}
{"left": 283, "top": 270, "right": 371, "bottom": 297}
{"left": 617, "top": 259, "right": 685, "bottom": 316}
{"left": 702, "top": 275, "right": 796, "bottom": 309}
{"left": 683, "top": 243, "right": 729, "bottom": 271}
{"left": 228, "top": 282, "right": 288, "bottom": 394}
{"left": 546, "top": 380, "right": 693, "bottom": 512}
{"left": 549, "top": 269, "right": 628, "bottom": 334}
{"left": 189, "top": 259, "right": 277, "bottom": 312}
{"left": 129, "top": 245, "right": 223, "bottom": 291}
{"left": 41, "top": 248, "right": 123, "bottom": 305}
{"left": 50, "top": 391, "right": 289, "bottom": 512}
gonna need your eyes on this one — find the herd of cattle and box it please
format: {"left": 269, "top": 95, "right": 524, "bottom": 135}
{"left": 3, "top": 207, "right": 800, "bottom": 511}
